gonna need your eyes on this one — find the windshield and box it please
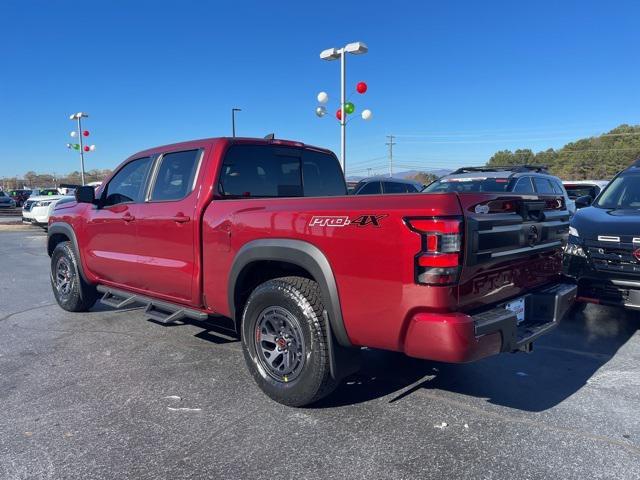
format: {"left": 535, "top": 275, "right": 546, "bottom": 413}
{"left": 423, "top": 177, "right": 511, "bottom": 193}
{"left": 595, "top": 174, "right": 640, "bottom": 209}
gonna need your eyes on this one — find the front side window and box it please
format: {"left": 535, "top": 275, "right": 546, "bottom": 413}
{"left": 150, "top": 150, "right": 201, "bottom": 201}
{"left": 103, "top": 157, "right": 153, "bottom": 206}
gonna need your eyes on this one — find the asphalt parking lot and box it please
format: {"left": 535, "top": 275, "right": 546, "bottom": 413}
{"left": 1, "top": 227, "right": 639, "bottom": 480}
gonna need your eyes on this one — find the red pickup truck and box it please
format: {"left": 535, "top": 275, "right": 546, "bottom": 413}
{"left": 48, "top": 137, "right": 576, "bottom": 406}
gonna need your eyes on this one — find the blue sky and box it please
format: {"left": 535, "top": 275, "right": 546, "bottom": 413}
{"left": 1, "top": 0, "right": 639, "bottom": 178}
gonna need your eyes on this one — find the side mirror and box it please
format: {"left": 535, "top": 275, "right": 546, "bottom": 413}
{"left": 75, "top": 186, "right": 95, "bottom": 204}
{"left": 575, "top": 195, "right": 593, "bottom": 209}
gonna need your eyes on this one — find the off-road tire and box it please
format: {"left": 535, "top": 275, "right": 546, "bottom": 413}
{"left": 241, "top": 276, "right": 338, "bottom": 407}
{"left": 50, "top": 241, "right": 98, "bottom": 312}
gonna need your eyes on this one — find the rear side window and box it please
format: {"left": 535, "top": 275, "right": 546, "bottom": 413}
{"left": 533, "top": 177, "right": 555, "bottom": 194}
{"left": 384, "top": 181, "right": 414, "bottom": 193}
{"left": 512, "top": 177, "right": 534, "bottom": 193}
{"left": 103, "top": 157, "right": 153, "bottom": 206}
{"left": 302, "top": 150, "right": 346, "bottom": 196}
{"left": 357, "top": 181, "right": 382, "bottom": 194}
{"left": 219, "top": 145, "right": 346, "bottom": 198}
{"left": 219, "top": 145, "right": 302, "bottom": 198}
{"left": 150, "top": 150, "right": 201, "bottom": 201}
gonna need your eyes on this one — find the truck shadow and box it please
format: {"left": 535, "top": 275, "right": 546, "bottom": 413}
{"left": 316, "top": 305, "right": 639, "bottom": 411}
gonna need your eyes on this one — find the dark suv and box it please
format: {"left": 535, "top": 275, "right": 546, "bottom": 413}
{"left": 424, "top": 165, "right": 575, "bottom": 215}
{"left": 351, "top": 177, "right": 422, "bottom": 195}
{"left": 563, "top": 159, "right": 640, "bottom": 310}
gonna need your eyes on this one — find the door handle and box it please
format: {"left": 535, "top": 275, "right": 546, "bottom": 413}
{"left": 122, "top": 213, "right": 135, "bottom": 222}
{"left": 172, "top": 215, "right": 191, "bottom": 223}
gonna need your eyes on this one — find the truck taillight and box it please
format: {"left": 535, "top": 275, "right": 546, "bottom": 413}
{"left": 406, "top": 217, "right": 463, "bottom": 286}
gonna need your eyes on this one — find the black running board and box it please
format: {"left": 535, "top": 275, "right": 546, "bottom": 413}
{"left": 97, "top": 285, "right": 208, "bottom": 325}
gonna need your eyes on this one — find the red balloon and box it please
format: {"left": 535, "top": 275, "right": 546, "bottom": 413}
{"left": 83, "top": 130, "right": 90, "bottom": 137}
{"left": 356, "top": 81, "right": 368, "bottom": 94}
{"left": 335, "top": 109, "right": 342, "bottom": 120}
{"left": 83, "top": 146, "right": 90, "bottom": 152}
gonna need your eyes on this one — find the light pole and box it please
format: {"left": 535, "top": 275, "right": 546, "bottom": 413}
{"left": 319, "top": 42, "right": 369, "bottom": 173}
{"left": 68, "top": 112, "right": 92, "bottom": 185}
{"left": 232, "top": 108, "right": 242, "bottom": 137}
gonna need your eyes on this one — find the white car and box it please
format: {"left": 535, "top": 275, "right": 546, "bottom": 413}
{"left": 22, "top": 194, "right": 74, "bottom": 227}
{"left": 562, "top": 180, "right": 609, "bottom": 203}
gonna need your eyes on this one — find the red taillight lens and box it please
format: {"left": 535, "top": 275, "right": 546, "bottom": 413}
{"left": 406, "top": 217, "right": 463, "bottom": 286}
{"left": 417, "top": 253, "right": 460, "bottom": 268}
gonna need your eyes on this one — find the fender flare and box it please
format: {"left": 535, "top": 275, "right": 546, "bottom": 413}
{"left": 228, "top": 239, "right": 351, "bottom": 347}
{"left": 47, "top": 222, "right": 89, "bottom": 283}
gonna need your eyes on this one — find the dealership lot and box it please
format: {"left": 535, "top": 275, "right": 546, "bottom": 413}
{"left": 0, "top": 227, "right": 639, "bottom": 479}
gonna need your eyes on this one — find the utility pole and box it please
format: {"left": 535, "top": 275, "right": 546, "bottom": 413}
{"left": 386, "top": 134, "right": 396, "bottom": 177}
{"left": 367, "top": 167, "right": 372, "bottom": 177}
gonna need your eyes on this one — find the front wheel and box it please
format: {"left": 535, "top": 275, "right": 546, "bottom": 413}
{"left": 50, "top": 241, "right": 98, "bottom": 312}
{"left": 241, "top": 276, "right": 338, "bottom": 407}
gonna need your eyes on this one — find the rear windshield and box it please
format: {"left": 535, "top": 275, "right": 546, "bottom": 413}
{"left": 564, "top": 185, "right": 599, "bottom": 199}
{"left": 595, "top": 173, "right": 640, "bottom": 209}
{"left": 423, "top": 176, "right": 511, "bottom": 193}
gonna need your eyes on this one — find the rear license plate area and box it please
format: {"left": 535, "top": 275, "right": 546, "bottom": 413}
{"left": 505, "top": 297, "right": 526, "bottom": 324}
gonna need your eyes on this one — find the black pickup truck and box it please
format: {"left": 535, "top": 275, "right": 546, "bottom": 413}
{"left": 564, "top": 159, "right": 640, "bottom": 310}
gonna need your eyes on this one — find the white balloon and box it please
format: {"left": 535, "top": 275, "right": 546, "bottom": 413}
{"left": 361, "top": 109, "right": 373, "bottom": 121}
{"left": 70, "top": 131, "right": 77, "bottom": 137}
{"left": 317, "top": 91, "right": 329, "bottom": 104}
{"left": 89, "top": 144, "right": 96, "bottom": 151}
{"left": 315, "top": 106, "right": 327, "bottom": 117}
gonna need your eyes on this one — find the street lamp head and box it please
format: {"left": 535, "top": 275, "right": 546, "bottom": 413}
{"left": 344, "top": 42, "right": 368, "bottom": 55}
{"left": 320, "top": 48, "right": 340, "bottom": 61}
{"left": 69, "top": 112, "right": 89, "bottom": 120}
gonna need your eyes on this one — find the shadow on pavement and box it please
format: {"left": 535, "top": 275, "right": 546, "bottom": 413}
{"left": 315, "top": 305, "right": 639, "bottom": 411}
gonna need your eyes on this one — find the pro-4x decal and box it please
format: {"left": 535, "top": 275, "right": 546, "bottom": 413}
{"left": 309, "top": 214, "right": 387, "bottom": 228}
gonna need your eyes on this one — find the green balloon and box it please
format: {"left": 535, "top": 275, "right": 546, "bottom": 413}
{"left": 73, "top": 143, "right": 80, "bottom": 150}
{"left": 345, "top": 102, "right": 355, "bottom": 114}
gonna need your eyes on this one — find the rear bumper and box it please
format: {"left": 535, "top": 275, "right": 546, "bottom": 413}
{"left": 403, "top": 283, "right": 577, "bottom": 363}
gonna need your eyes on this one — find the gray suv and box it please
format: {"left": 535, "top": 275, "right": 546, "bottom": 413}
{"left": 423, "top": 166, "right": 575, "bottom": 215}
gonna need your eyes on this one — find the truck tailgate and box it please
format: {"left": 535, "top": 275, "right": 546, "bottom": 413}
{"left": 456, "top": 193, "right": 570, "bottom": 311}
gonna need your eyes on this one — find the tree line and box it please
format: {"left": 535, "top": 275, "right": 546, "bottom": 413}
{"left": 486, "top": 124, "right": 640, "bottom": 179}
{"left": 0, "top": 169, "right": 113, "bottom": 190}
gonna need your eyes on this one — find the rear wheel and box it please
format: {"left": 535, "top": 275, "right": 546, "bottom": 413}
{"left": 241, "top": 276, "right": 338, "bottom": 407}
{"left": 50, "top": 241, "right": 97, "bottom": 312}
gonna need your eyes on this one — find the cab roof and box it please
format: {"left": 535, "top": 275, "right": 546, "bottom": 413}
{"left": 130, "top": 137, "right": 334, "bottom": 159}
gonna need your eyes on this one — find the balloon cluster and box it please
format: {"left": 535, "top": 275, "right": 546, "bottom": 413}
{"left": 315, "top": 81, "right": 372, "bottom": 122}
{"left": 67, "top": 129, "right": 95, "bottom": 152}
